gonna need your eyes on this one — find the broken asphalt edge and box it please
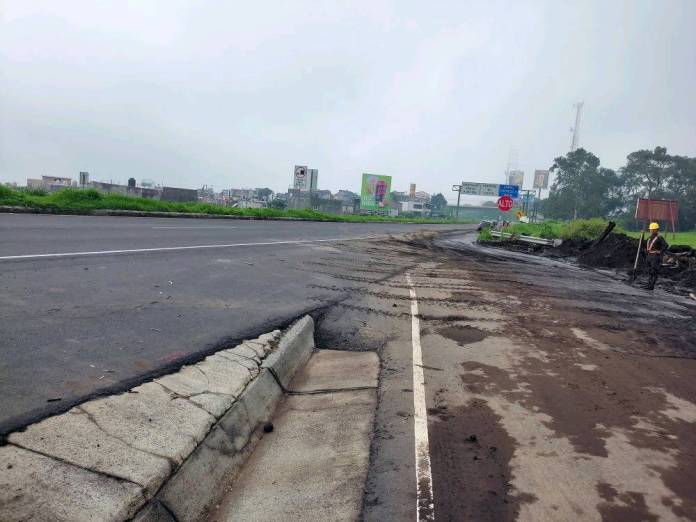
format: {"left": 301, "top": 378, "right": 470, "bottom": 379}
{"left": 0, "top": 315, "right": 315, "bottom": 522}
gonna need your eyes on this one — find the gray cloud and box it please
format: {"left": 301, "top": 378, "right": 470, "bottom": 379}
{"left": 2, "top": 0, "right": 695, "bottom": 201}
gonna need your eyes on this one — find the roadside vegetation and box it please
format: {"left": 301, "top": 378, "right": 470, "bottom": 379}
{"left": 540, "top": 146, "right": 696, "bottom": 231}
{"left": 480, "top": 218, "right": 625, "bottom": 242}
{"left": 479, "top": 217, "right": 696, "bottom": 248}
{"left": 0, "top": 186, "right": 470, "bottom": 224}
{"left": 626, "top": 230, "right": 696, "bottom": 248}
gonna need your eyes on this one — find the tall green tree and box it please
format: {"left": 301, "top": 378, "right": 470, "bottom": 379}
{"left": 430, "top": 193, "right": 448, "bottom": 211}
{"left": 618, "top": 147, "right": 696, "bottom": 229}
{"left": 545, "top": 148, "right": 621, "bottom": 220}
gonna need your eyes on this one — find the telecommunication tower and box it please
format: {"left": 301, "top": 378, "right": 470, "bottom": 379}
{"left": 570, "top": 101, "right": 584, "bottom": 152}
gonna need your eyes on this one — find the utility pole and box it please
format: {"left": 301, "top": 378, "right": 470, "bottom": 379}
{"left": 570, "top": 101, "right": 584, "bottom": 152}
{"left": 452, "top": 183, "right": 463, "bottom": 220}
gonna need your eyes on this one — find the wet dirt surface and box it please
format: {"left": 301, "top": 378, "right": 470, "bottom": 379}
{"left": 312, "top": 232, "right": 696, "bottom": 521}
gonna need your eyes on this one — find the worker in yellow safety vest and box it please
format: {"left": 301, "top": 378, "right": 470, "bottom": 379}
{"left": 644, "top": 222, "right": 668, "bottom": 291}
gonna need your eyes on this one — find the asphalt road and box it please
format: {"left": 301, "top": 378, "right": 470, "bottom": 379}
{"left": 0, "top": 213, "right": 464, "bottom": 434}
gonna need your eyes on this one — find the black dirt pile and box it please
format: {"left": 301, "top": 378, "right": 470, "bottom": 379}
{"left": 577, "top": 233, "right": 639, "bottom": 269}
{"left": 482, "top": 232, "right": 696, "bottom": 292}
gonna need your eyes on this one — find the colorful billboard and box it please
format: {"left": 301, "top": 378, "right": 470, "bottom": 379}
{"left": 360, "top": 173, "right": 392, "bottom": 210}
{"left": 533, "top": 170, "right": 549, "bottom": 189}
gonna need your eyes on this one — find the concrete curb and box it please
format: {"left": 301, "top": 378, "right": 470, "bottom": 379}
{"left": 262, "top": 315, "right": 315, "bottom": 389}
{"left": 0, "top": 316, "right": 316, "bottom": 522}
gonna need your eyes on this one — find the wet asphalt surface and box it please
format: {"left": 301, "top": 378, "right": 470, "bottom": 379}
{"left": 315, "top": 233, "right": 696, "bottom": 521}
{"left": 0, "top": 213, "right": 465, "bottom": 435}
{"left": 4, "top": 213, "right": 696, "bottom": 521}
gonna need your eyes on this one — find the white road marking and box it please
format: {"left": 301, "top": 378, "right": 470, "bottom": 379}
{"left": 151, "top": 226, "right": 241, "bottom": 229}
{"left": 406, "top": 272, "right": 435, "bottom": 521}
{"left": 0, "top": 236, "right": 381, "bottom": 261}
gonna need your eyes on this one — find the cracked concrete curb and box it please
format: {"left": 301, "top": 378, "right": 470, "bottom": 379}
{"left": 0, "top": 315, "right": 315, "bottom": 522}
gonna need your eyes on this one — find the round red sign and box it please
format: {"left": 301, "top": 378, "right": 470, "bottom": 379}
{"left": 497, "top": 195, "right": 514, "bottom": 212}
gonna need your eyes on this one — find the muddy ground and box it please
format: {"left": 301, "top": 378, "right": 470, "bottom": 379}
{"left": 311, "top": 231, "right": 696, "bottom": 521}
{"left": 481, "top": 232, "right": 696, "bottom": 296}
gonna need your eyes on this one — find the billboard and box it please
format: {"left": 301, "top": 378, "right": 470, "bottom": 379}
{"left": 294, "top": 165, "right": 308, "bottom": 190}
{"left": 533, "top": 170, "right": 549, "bottom": 189}
{"left": 507, "top": 170, "right": 524, "bottom": 188}
{"left": 360, "top": 173, "right": 392, "bottom": 210}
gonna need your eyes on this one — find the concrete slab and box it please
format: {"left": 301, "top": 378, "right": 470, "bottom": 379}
{"left": 8, "top": 408, "right": 171, "bottom": 494}
{"left": 290, "top": 350, "right": 379, "bottom": 392}
{"left": 81, "top": 381, "right": 215, "bottom": 465}
{"left": 209, "top": 350, "right": 378, "bottom": 522}
{"left": 0, "top": 445, "right": 146, "bottom": 522}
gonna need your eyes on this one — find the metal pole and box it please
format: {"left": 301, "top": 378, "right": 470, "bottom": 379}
{"left": 456, "top": 184, "right": 461, "bottom": 219}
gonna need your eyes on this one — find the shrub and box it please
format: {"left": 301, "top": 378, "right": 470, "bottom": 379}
{"left": 478, "top": 228, "right": 493, "bottom": 241}
{"left": 560, "top": 218, "right": 619, "bottom": 241}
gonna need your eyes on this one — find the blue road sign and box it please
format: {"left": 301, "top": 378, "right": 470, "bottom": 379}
{"left": 498, "top": 184, "right": 520, "bottom": 198}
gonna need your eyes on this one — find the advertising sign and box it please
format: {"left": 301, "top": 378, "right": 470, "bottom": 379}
{"left": 533, "top": 170, "right": 549, "bottom": 189}
{"left": 294, "top": 165, "right": 308, "bottom": 190}
{"left": 507, "top": 170, "right": 524, "bottom": 188}
{"left": 360, "top": 173, "right": 392, "bottom": 210}
{"left": 498, "top": 184, "right": 520, "bottom": 198}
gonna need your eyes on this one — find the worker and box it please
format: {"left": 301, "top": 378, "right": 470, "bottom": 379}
{"left": 644, "top": 222, "right": 668, "bottom": 290}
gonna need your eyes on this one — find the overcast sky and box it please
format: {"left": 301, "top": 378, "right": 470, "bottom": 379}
{"left": 1, "top": 1, "right": 695, "bottom": 200}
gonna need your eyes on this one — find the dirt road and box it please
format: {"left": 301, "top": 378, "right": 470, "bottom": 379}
{"left": 314, "top": 232, "right": 696, "bottom": 521}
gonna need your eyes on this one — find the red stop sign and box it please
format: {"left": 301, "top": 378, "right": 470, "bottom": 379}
{"left": 497, "top": 195, "right": 514, "bottom": 212}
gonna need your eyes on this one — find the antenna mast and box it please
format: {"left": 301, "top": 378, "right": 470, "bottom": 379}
{"left": 570, "top": 101, "right": 584, "bottom": 152}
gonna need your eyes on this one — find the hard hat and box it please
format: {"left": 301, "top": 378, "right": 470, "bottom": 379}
{"left": 649, "top": 222, "right": 659, "bottom": 230}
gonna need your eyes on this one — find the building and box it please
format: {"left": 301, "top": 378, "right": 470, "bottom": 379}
{"left": 309, "top": 169, "right": 318, "bottom": 191}
{"left": 313, "top": 189, "right": 332, "bottom": 200}
{"left": 27, "top": 176, "right": 75, "bottom": 192}
{"left": 414, "top": 190, "right": 430, "bottom": 203}
{"left": 401, "top": 200, "right": 431, "bottom": 216}
{"left": 334, "top": 189, "right": 359, "bottom": 202}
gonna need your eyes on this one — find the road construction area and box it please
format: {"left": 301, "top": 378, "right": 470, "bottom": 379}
{"left": 314, "top": 232, "right": 696, "bottom": 521}
{"left": 2, "top": 214, "right": 696, "bottom": 521}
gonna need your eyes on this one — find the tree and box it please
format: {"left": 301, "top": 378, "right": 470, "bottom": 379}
{"left": 255, "top": 188, "right": 274, "bottom": 201}
{"left": 430, "top": 193, "right": 448, "bottom": 211}
{"left": 618, "top": 148, "right": 696, "bottom": 229}
{"left": 620, "top": 147, "right": 675, "bottom": 199}
{"left": 268, "top": 199, "right": 286, "bottom": 210}
{"left": 545, "top": 148, "right": 621, "bottom": 220}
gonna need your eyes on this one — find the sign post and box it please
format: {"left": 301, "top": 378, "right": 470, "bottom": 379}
{"left": 452, "top": 184, "right": 462, "bottom": 219}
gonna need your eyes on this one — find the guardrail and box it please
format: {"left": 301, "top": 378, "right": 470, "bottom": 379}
{"left": 490, "top": 230, "right": 563, "bottom": 247}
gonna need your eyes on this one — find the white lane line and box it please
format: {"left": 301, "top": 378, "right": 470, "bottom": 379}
{"left": 0, "top": 236, "right": 380, "bottom": 261}
{"left": 151, "top": 226, "right": 241, "bottom": 229}
{"left": 406, "top": 272, "right": 435, "bottom": 521}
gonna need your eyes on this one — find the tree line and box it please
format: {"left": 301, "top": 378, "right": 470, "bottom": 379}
{"left": 541, "top": 147, "right": 696, "bottom": 230}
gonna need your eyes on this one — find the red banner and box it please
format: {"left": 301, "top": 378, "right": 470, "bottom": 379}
{"left": 634, "top": 198, "right": 679, "bottom": 222}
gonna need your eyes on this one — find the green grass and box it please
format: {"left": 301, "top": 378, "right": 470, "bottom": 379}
{"left": 0, "top": 186, "right": 471, "bottom": 224}
{"left": 626, "top": 230, "right": 696, "bottom": 248}
{"left": 477, "top": 218, "right": 626, "bottom": 242}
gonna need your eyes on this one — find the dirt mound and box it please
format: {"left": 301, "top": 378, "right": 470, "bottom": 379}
{"left": 577, "top": 233, "right": 639, "bottom": 269}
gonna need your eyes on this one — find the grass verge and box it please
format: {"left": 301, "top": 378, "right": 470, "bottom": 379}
{"left": 626, "top": 230, "right": 696, "bottom": 248}
{"left": 0, "top": 186, "right": 469, "bottom": 225}
{"left": 478, "top": 218, "right": 626, "bottom": 242}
